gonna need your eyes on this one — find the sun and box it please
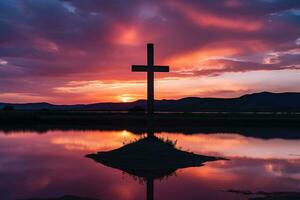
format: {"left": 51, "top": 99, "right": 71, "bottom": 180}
{"left": 120, "top": 95, "right": 134, "bottom": 103}
{"left": 121, "top": 96, "right": 130, "bottom": 102}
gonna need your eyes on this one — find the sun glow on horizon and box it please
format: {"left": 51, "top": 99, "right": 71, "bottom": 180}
{"left": 119, "top": 95, "right": 135, "bottom": 102}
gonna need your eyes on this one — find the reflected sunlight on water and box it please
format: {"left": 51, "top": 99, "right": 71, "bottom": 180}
{"left": 0, "top": 129, "right": 299, "bottom": 200}
{"left": 158, "top": 132, "right": 300, "bottom": 159}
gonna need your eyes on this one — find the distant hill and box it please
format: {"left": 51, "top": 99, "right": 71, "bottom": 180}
{"left": 1, "top": 92, "right": 300, "bottom": 112}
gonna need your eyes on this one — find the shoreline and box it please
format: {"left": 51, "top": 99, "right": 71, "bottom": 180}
{"left": 1, "top": 111, "right": 300, "bottom": 139}
{"left": 1, "top": 110, "right": 300, "bottom": 126}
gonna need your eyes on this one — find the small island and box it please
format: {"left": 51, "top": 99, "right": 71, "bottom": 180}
{"left": 86, "top": 135, "right": 221, "bottom": 172}
{"left": 87, "top": 133, "right": 223, "bottom": 200}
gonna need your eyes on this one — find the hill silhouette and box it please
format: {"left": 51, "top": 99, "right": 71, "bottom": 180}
{"left": 2, "top": 92, "right": 300, "bottom": 112}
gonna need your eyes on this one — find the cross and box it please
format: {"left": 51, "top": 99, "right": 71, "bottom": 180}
{"left": 132, "top": 43, "right": 169, "bottom": 115}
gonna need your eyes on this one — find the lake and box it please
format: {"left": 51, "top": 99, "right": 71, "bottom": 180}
{"left": 1, "top": 129, "right": 300, "bottom": 200}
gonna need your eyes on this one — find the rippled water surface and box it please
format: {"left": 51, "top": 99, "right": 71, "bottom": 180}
{"left": 1, "top": 129, "right": 300, "bottom": 200}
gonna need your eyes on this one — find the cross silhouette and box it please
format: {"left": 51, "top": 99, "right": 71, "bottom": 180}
{"left": 132, "top": 43, "right": 169, "bottom": 115}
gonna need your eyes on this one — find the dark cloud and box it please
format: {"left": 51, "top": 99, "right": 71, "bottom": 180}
{"left": 173, "top": 52, "right": 300, "bottom": 77}
{"left": 0, "top": 0, "right": 300, "bottom": 102}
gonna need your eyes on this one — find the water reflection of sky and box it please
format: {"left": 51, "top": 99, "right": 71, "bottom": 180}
{"left": 0, "top": 130, "right": 300, "bottom": 200}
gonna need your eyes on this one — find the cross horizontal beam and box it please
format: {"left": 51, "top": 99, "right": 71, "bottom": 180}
{"left": 132, "top": 65, "right": 169, "bottom": 72}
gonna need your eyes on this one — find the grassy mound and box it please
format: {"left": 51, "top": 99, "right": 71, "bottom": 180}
{"left": 86, "top": 136, "right": 221, "bottom": 176}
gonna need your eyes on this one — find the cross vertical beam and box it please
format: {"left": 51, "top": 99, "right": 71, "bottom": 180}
{"left": 146, "top": 178, "right": 154, "bottom": 200}
{"left": 147, "top": 44, "right": 154, "bottom": 115}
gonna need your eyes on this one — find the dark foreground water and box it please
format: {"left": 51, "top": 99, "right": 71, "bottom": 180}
{"left": 1, "top": 129, "right": 300, "bottom": 200}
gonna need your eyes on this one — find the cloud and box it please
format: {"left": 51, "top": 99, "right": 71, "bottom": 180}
{"left": 169, "top": 1, "right": 263, "bottom": 32}
{"left": 0, "top": 0, "right": 300, "bottom": 102}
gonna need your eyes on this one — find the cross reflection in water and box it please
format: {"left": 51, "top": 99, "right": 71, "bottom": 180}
{"left": 87, "top": 118, "right": 219, "bottom": 200}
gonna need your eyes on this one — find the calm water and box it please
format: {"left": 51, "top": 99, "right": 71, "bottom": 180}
{"left": 1, "top": 129, "right": 300, "bottom": 200}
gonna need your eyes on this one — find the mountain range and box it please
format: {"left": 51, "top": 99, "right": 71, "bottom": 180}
{"left": 1, "top": 92, "right": 300, "bottom": 112}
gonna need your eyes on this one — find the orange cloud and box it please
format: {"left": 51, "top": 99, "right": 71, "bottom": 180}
{"left": 164, "top": 40, "right": 269, "bottom": 70}
{"left": 170, "top": 2, "right": 262, "bottom": 32}
{"left": 113, "top": 25, "right": 141, "bottom": 46}
{"left": 54, "top": 80, "right": 145, "bottom": 103}
{"left": 165, "top": 46, "right": 240, "bottom": 69}
{"left": 0, "top": 92, "right": 54, "bottom": 103}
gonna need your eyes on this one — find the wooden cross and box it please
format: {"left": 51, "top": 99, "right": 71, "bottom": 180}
{"left": 132, "top": 43, "right": 169, "bottom": 115}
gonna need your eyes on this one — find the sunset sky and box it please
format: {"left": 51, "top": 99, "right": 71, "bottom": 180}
{"left": 1, "top": 0, "right": 300, "bottom": 104}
